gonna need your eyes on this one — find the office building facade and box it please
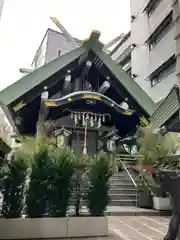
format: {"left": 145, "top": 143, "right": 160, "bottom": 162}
{"left": 110, "top": 0, "right": 176, "bottom": 103}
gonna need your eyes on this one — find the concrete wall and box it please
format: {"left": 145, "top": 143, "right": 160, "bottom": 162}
{"left": 45, "top": 29, "right": 80, "bottom": 64}
{"left": 172, "top": 0, "right": 180, "bottom": 85}
{"left": 0, "top": 0, "right": 4, "bottom": 21}
{"left": 132, "top": 0, "right": 175, "bottom": 102}
{"left": 112, "top": 0, "right": 176, "bottom": 103}
{"left": 31, "top": 29, "right": 81, "bottom": 69}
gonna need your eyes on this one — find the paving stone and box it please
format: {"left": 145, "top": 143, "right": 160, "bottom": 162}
{"left": 109, "top": 218, "right": 149, "bottom": 240}
{"left": 138, "top": 216, "right": 167, "bottom": 233}
{"left": 108, "top": 216, "right": 170, "bottom": 240}
{"left": 147, "top": 216, "right": 169, "bottom": 227}
{"left": 58, "top": 231, "right": 122, "bottom": 239}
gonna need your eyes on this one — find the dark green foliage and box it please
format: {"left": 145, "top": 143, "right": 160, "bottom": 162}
{"left": 71, "top": 153, "right": 89, "bottom": 216}
{"left": 26, "top": 145, "right": 50, "bottom": 218}
{"left": 0, "top": 136, "right": 114, "bottom": 218}
{"left": 86, "top": 152, "right": 112, "bottom": 216}
{"left": 1, "top": 151, "right": 28, "bottom": 218}
{"left": 47, "top": 148, "right": 75, "bottom": 217}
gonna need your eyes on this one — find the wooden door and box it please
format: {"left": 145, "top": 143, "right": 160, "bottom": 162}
{"left": 71, "top": 130, "right": 97, "bottom": 155}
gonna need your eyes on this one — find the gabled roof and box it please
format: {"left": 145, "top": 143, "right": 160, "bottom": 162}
{"left": 0, "top": 46, "right": 87, "bottom": 105}
{"left": 91, "top": 44, "right": 155, "bottom": 115}
{"left": 0, "top": 138, "right": 11, "bottom": 155}
{"left": 0, "top": 30, "right": 155, "bottom": 117}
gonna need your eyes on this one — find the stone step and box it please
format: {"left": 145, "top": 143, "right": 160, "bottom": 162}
{"left": 110, "top": 193, "right": 137, "bottom": 200}
{"left": 67, "top": 206, "right": 170, "bottom": 216}
{"left": 109, "top": 188, "right": 137, "bottom": 194}
{"left": 112, "top": 171, "right": 138, "bottom": 177}
{"left": 110, "top": 179, "right": 140, "bottom": 184}
{"left": 110, "top": 182, "right": 136, "bottom": 188}
{"left": 112, "top": 174, "right": 136, "bottom": 179}
{"left": 111, "top": 174, "right": 138, "bottom": 179}
{"left": 69, "top": 197, "right": 138, "bottom": 206}
{"left": 109, "top": 199, "right": 137, "bottom": 206}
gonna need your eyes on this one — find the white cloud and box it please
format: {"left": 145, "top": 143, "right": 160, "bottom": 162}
{"left": 0, "top": 0, "right": 130, "bottom": 91}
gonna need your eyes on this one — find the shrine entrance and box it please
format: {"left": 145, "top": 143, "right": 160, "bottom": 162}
{"left": 71, "top": 130, "right": 98, "bottom": 155}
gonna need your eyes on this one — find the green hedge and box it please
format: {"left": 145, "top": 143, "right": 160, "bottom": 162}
{"left": 0, "top": 142, "right": 112, "bottom": 218}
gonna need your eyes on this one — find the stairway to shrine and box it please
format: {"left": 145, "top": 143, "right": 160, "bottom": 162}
{"left": 109, "top": 156, "right": 139, "bottom": 207}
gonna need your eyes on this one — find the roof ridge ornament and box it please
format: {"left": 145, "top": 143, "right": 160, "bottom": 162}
{"left": 82, "top": 30, "right": 103, "bottom": 50}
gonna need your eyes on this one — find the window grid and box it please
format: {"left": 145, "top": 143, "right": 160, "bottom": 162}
{"left": 148, "top": 12, "right": 173, "bottom": 51}
{"left": 150, "top": 59, "right": 176, "bottom": 87}
{"left": 147, "top": 0, "right": 161, "bottom": 17}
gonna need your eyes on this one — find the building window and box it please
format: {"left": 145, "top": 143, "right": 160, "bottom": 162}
{"left": 118, "top": 54, "right": 131, "bottom": 76}
{"left": 144, "top": 0, "right": 161, "bottom": 17}
{"left": 150, "top": 55, "right": 176, "bottom": 87}
{"left": 58, "top": 50, "right": 61, "bottom": 57}
{"left": 126, "top": 67, "right": 132, "bottom": 77}
{"left": 118, "top": 54, "right": 131, "bottom": 68}
{"left": 148, "top": 12, "right": 173, "bottom": 50}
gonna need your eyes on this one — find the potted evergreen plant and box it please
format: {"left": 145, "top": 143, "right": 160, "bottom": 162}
{"left": 24, "top": 143, "right": 75, "bottom": 239}
{"left": 1, "top": 150, "right": 28, "bottom": 218}
{"left": 0, "top": 148, "right": 29, "bottom": 239}
{"left": 0, "top": 133, "right": 111, "bottom": 239}
{"left": 68, "top": 152, "right": 112, "bottom": 238}
{"left": 137, "top": 170, "right": 153, "bottom": 209}
{"left": 47, "top": 147, "right": 75, "bottom": 217}
{"left": 71, "top": 153, "right": 89, "bottom": 217}
{"left": 85, "top": 152, "right": 113, "bottom": 216}
{"left": 137, "top": 126, "right": 179, "bottom": 210}
{"left": 152, "top": 171, "right": 171, "bottom": 211}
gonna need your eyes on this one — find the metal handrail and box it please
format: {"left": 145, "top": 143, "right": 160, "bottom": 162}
{"left": 120, "top": 160, "right": 137, "bottom": 188}
{"left": 119, "top": 159, "right": 138, "bottom": 207}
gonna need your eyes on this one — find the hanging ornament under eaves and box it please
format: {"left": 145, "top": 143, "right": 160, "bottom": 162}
{"left": 66, "top": 109, "right": 110, "bottom": 128}
{"left": 70, "top": 112, "right": 73, "bottom": 119}
{"left": 82, "top": 113, "right": 85, "bottom": 126}
{"left": 78, "top": 112, "right": 81, "bottom": 120}
{"left": 86, "top": 113, "right": 89, "bottom": 120}
{"left": 102, "top": 115, "right": 105, "bottom": 122}
{"left": 90, "top": 115, "right": 94, "bottom": 127}
{"left": 74, "top": 112, "right": 78, "bottom": 125}
{"left": 97, "top": 116, "right": 101, "bottom": 128}
{"left": 94, "top": 114, "right": 97, "bottom": 122}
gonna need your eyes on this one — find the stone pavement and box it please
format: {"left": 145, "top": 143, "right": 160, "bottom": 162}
{"left": 109, "top": 216, "right": 170, "bottom": 240}
{"left": 61, "top": 216, "right": 170, "bottom": 240}
{"left": 62, "top": 233, "right": 121, "bottom": 239}
{"left": 68, "top": 206, "right": 170, "bottom": 216}
{"left": 105, "top": 206, "right": 170, "bottom": 216}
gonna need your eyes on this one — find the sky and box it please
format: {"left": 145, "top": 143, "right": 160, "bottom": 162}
{"left": 0, "top": 0, "right": 130, "bottom": 91}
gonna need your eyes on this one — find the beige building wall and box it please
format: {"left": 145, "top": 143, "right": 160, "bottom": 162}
{"left": 112, "top": 0, "right": 176, "bottom": 103}
{"left": 0, "top": 0, "right": 4, "bottom": 21}
{"left": 172, "top": 0, "right": 180, "bottom": 84}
